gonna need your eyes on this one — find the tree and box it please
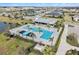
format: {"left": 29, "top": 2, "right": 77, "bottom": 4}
{"left": 14, "top": 13, "right": 18, "bottom": 19}
{"left": 43, "top": 46, "right": 56, "bottom": 55}
{"left": 2, "top": 14, "right": 5, "bottom": 17}
{"left": 66, "top": 49, "right": 78, "bottom": 55}
{"left": 16, "top": 23, "right": 21, "bottom": 27}
{"left": 72, "top": 49, "right": 78, "bottom": 55}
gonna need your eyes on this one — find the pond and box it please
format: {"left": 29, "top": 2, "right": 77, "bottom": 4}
{"left": 0, "top": 22, "right": 9, "bottom": 32}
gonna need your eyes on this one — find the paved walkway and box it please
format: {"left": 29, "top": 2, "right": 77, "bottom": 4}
{"left": 56, "top": 24, "right": 79, "bottom": 55}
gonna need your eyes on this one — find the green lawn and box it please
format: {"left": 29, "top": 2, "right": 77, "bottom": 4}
{"left": 0, "top": 16, "right": 33, "bottom": 25}
{"left": 0, "top": 33, "right": 34, "bottom": 55}
{"left": 0, "top": 16, "right": 37, "bottom": 54}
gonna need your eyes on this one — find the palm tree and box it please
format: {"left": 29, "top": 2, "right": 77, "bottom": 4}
{"left": 43, "top": 45, "right": 55, "bottom": 55}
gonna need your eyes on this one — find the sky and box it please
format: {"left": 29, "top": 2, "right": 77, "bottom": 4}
{"left": 0, "top": 3, "right": 79, "bottom": 7}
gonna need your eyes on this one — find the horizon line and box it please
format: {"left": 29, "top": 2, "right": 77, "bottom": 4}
{"left": 0, "top": 3, "right": 79, "bottom": 7}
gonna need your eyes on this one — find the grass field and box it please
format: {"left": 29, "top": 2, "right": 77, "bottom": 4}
{"left": 0, "top": 33, "right": 34, "bottom": 55}
{"left": 0, "top": 16, "right": 33, "bottom": 25}
{"left": 0, "top": 16, "right": 40, "bottom": 55}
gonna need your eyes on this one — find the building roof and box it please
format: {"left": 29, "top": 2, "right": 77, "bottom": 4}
{"left": 73, "top": 15, "right": 79, "bottom": 19}
{"left": 46, "top": 10, "right": 63, "bottom": 16}
{"left": 34, "top": 18, "right": 57, "bottom": 25}
{"left": 34, "top": 44, "right": 45, "bottom": 52}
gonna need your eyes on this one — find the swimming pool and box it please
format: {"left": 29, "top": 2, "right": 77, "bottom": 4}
{"left": 19, "top": 31, "right": 30, "bottom": 36}
{"left": 40, "top": 30, "right": 53, "bottom": 40}
{"left": 21, "top": 25, "right": 53, "bottom": 40}
{"left": 28, "top": 26, "right": 53, "bottom": 40}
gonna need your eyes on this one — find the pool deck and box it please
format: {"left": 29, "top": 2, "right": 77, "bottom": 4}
{"left": 9, "top": 24, "right": 59, "bottom": 46}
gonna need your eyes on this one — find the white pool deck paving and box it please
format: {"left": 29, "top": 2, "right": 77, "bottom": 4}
{"left": 9, "top": 24, "right": 59, "bottom": 46}
{"left": 56, "top": 24, "right": 79, "bottom": 55}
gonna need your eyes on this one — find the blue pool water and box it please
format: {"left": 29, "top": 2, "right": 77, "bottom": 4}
{"left": 22, "top": 26, "right": 53, "bottom": 40}
{"left": 30, "top": 27, "right": 53, "bottom": 40}
{"left": 40, "top": 30, "right": 53, "bottom": 40}
{"left": 19, "top": 31, "right": 30, "bottom": 36}
{"left": 19, "top": 31, "right": 26, "bottom": 34}
{"left": 22, "top": 32, "right": 30, "bottom": 36}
